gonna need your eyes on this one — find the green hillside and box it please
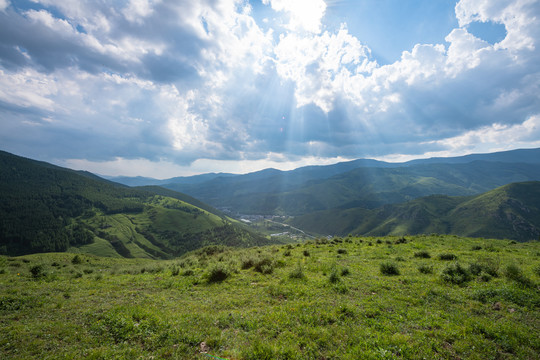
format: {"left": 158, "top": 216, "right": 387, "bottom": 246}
{"left": 164, "top": 160, "right": 540, "bottom": 215}
{"left": 0, "top": 151, "right": 271, "bottom": 257}
{"left": 1, "top": 236, "right": 539, "bottom": 359}
{"left": 290, "top": 182, "right": 540, "bottom": 241}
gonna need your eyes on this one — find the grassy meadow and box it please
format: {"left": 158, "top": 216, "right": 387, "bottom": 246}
{"left": 1, "top": 235, "right": 539, "bottom": 359}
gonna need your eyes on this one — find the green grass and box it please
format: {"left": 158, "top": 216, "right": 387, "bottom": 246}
{"left": 1, "top": 235, "right": 539, "bottom": 359}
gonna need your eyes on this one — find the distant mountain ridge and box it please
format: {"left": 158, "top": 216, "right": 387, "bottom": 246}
{"left": 0, "top": 150, "right": 270, "bottom": 257}
{"left": 288, "top": 181, "right": 540, "bottom": 241}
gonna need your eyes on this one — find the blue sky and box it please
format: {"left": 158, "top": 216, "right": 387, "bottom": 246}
{"left": 0, "top": 0, "right": 539, "bottom": 178}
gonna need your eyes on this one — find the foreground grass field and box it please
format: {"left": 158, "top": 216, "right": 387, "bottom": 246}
{"left": 1, "top": 235, "right": 539, "bottom": 359}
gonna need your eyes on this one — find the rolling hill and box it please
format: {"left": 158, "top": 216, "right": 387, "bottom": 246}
{"left": 162, "top": 158, "right": 540, "bottom": 215}
{"left": 0, "top": 151, "right": 271, "bottom": 257}
{"left": 289, "top": 181, "right": 540, "bottom": 241}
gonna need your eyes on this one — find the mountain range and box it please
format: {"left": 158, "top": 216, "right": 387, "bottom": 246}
{"left": 0, "top": 150, "right": 270, "bottom": 257}
{"left": 110, "top": 148, "right": 540, "bottom": 215}
{"left": 2, "top": 148, "right": 540, "bottom": 258}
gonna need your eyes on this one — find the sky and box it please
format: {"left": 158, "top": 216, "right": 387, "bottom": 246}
{"left": 0, "top": 0, "right": 539, "bottom": 178}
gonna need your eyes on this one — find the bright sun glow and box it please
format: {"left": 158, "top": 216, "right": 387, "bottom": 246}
{"left": 264, "top": 0, "right": 327, "bottom": 33}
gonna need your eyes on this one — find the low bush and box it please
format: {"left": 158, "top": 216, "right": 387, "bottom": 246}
{"left": 534, "top": 264, "right": 540, "bottom": 277}
{"left": 418, "top": 264, "right": 433, "bottom": 274}
{"left": 414, "top": 250, "right": 431, "bottom": 259}
{"left": 206, "top": 264, "right": 230, "bottom": 283}
{"left": 241, "top": 257, "right": 256, "bottom": 270}
{"left": 504, "top": 264, "right": 533, "bottom": 287}
{"left": 30, "top": 264, "right": 46, "bottom": 279}
{"left": 71, "top": 255, "right": 82, "bottom": 265}
{"left": 329, "top": 268, "right": 341, "bottom": 283}
{"left": 380, "top": 262, "right": 400, "bottom": 276}
{"left": 441, "top": 263, "right": 471, "bottom": 285}
{"left": 303, "top": 250, "right": 310, "bottom": 257}
{"left": 337, "top": 248, "right": 347, "bottom": 254}
{"left": 254, "top": 257, "right": 274, "bottom": 274}
{"left": 288, "top": 263, "right": 306, "bottom": 280}
{"left": 395, "top": 237, "right": 407, "bottom": 244}
{"left": 439, "top": 253, "right": 457, "bottom": 261}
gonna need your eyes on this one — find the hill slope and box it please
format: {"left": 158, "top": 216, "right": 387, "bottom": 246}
{"left": 289, "top": 182, "right": 540, "bottom": 241}
{"left": 163, "top": 159, "right": 540, "bottom": 215}
{"left": 0, "top": 151, "right": 270, "bottom": 257}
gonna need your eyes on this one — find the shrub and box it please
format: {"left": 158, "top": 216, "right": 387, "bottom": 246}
{"left": 288, "top": 263, "right": 306, "bottom": 280}
{"left": 534, "top": 264, "right": 540, "bottom": 277}
{"left": 441, "top": 263, "right": 471, "bottom": 285}
{"left": 171, "top": 266, "right": 180, "bottom": 276}
{"left": 418, "top": 264, "right": 433, "bottom": 274}
{"left": 182, "top": 269, "right": 194, "bottom": 276}
{"left": 438, "top": 253, "right": 457, "bottom": 261}
{"left": 380, "top": 262, "right": 400, "bottom": 276}
{"left": 337, "top": 248, "right": 347, "bottom": 254}
{"left": 395, "top": 237, "right": 407, "bottom": 244}
{"left": 414, "top": 250, "right": 431, "bottom": 259}
{"left": 329, "top": 268, "right": 341, "bottom": 283}
{"left": 206, "top": 265, "right": 230, "bottom": 283}
{"left": 283, "top": 250, "right": 291, "bottom": 257}
{"left": 471, "top": 245, "right": 482, "bottom": 251}
{"left": 240, "top": 257, "right": 256, "bottom": 269}
{"left": 341, "top": 267, "right": 350, "bottom": 276}
{"left": 254, "top": 257, "right": 274, "bottom": 274}
{"left": 71, "top": 255, "right": 82, "bottom": 265}
{"left": 30, "top": 264, "right": 46, "bottom": 279}
{"left": 504, "top": 264, "right": 533, "bottom": 287}
{"left": 303, "top": 250, "right": 310, "bottom": 257}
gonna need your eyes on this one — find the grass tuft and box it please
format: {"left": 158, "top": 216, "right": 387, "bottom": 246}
{"left": 441, "top": 262, "right": 471, "bottom": 284}
{"left": 380, "top": 262, "right": 400, "bottom": 276}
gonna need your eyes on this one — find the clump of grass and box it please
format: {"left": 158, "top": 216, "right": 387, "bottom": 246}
{"left": 395, "top": 237, "right": 407, "bottom": 244}
{"left": 438, "top": 253, "right": 457, "bottom": 261}
{"left": 288, "top": 263, "right": 306, "bottom": 280}
{"left": 337, "top": 248, "right": 347, "bottom": 254}
{"left": 414, "top": 250, "right": 431, "bottom": 259}
{"left": 471, "top": 245, "right": 482, "bottom": 251}
{"left": 418, "top": 264, "right": 433, "bottom": 274}
{"left": 182, "top": 269, "right": 194, "bottom": 276}
{"left": 171, "top": 266, "right": 180, "bottom": 276}
{"left": 240, "top": 256, "right": 257, "bottom": 270}
{"left": 254, "top": 257, "right": 274, "bottom": 274}
{"left": 440, "top": 263, "right": 471, "bottom": 285}
{"left": 380, "top": 262, "right": 400, "bottom": 276}
{"left": 30, "top": 264, "right": 46, "bottom": 279}
{"left": 303, "top": 250, "right": 310, "bottom": 257}
{"left": 534, "top": 264, "right": 540, "bottom": 277}
{"left": 71, "top": 255, "right": 82, "bottom": 265}
{"left": 283, "top": 250, "right": 291, "bottom": 257}
{"left": 504, "top": 264, "right": 533, "bottom": 287}
{"left": 340, "top": 267, "right": 350, "bottom": 276}
{"left": 329, "top": 268, "right": 341, "bottom": 283}
{"left": 206, "top": 264, "right": 230, "bottom": 283}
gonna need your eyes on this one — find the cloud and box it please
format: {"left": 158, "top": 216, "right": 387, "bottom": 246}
{"left": 263, "top": 0, "right": 327, "bottom": 33}
{"left": 0, "top": 0, "right": 539, "bottom": 177}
